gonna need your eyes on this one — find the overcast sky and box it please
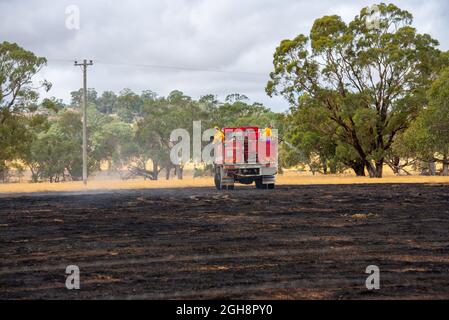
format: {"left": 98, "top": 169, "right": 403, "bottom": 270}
{"left": 1, "top": 0, "right": 448, "bottom": 111}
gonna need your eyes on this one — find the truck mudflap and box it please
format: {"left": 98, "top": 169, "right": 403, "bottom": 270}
{"left": 255, "top": 175, "right": 276, "bottom": 189}
{"left": 221, "top": 177, "right": 234, "bottom": 187}
{"left": 262, "top": 175, "right": 276, "bottom": 185}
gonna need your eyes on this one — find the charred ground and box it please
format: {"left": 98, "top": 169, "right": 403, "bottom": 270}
{"left": 1, "top": 184, "right": 449, "bottom": 299}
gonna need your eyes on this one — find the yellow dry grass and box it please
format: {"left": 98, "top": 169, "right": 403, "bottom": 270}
{"left": 278, "top": 173, "right": 449, "bottom": 185}
{"left": 1, "top": 171, "right": 449, "bottom": 194}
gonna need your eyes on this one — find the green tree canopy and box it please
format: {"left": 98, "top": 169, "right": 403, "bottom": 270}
{"left": 266, "top": 3, "right": 442, "bottom": 177}
{"left": 399, "top": 67, "right": 449, "bottom": 175}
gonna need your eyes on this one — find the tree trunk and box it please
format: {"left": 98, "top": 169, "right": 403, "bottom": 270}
{"left": 391, "top": 166, "right": 400, "bottom": 175}
{"left": 429, "top": 160, "right": 437, "bottom": 176}
{"left": 107, "top": 160, "right": 112, "bottom": 176}
{"left": 308, "top": 164, "right": 316, "bottom": 176}
{"left": 278, "top": 166, "right": 284, "bottom": 174}
{"left": 350, "top": 160, "right": 365, "bottom": 177}
{"left": 152, "top": 160, "right": 159, "bottom": 180}
{"left": 367, "top": 166, "right": 375, "bottom": 178}
{"left": 30, "top": 167, "right": 38, "bottom": 183}
{"left": 0, "top": 160, "right": 6, "bottom": 183}
{"left": 176, "top": 165, "right": 184, "bottom": 180}
{"left": 329, "top": 160, "right": 337, "bottom": 174}
{"left": 365, "top": 159, "right": 384, "bottom": 178}
{"left": 321, "top": 159, "right": 328, "bottom": 175}
{"left": 165, "top": 166, "right": 171, "bottom": 180}
{"left": 387, "top": 156, "right": 400, "bottom": 175}
{"left": 374, "top": 159, "right": 384, "bottom": 178}
{"left": 442, "top": 154, "right": 449, "bottom": 176}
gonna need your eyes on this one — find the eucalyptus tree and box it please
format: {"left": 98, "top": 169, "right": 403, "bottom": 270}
{"left": 267, "top": 3, "right": 442, "bottom": 177}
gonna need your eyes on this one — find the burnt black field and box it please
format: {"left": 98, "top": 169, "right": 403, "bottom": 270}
{"left": 1, "top": 184, "right": 449, "bottom": 299}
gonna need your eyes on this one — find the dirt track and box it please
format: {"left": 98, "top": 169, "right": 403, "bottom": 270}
{"left": 1, "top": 184, "right": 449, "bottom": 299}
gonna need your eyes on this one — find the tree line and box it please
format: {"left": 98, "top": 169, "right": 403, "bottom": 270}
{"left": 1, "top": 3, "right": 449, "bottom": 182}
{"left": 0, "top": 67, "right": 281, "bottom": 182}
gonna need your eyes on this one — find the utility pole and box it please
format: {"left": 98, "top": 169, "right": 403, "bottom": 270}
{"left": 74, "top": 59, "right": 93, "bottom": 186}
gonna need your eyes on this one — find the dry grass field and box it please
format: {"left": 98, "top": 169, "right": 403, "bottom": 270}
{"left": 1, "top": 171, "right": 449, "bottom": 194}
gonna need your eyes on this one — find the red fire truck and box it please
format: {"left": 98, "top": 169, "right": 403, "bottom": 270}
{"left": 213, "top": 126, "right": 278, "bottom": 190}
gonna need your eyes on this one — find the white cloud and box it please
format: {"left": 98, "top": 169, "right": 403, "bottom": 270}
{"left": 1, "top": 0, "right": 448, "bottom": 112}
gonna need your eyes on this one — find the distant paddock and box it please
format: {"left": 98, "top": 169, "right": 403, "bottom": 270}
{"left": 1, "top": 172, "right": 449, "bottom": 194}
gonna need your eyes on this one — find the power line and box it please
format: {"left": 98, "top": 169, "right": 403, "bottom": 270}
{"left": 47, "top": 58, "right": 267, "bottom": 77}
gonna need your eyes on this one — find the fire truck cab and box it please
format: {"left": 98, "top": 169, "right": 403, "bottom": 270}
{"left": 213, "top": 127, "right": 277, "bottom": 190}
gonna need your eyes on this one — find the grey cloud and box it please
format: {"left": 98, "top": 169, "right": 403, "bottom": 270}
{"left": 1, "top": 0, "right": 448, "bottom": 111}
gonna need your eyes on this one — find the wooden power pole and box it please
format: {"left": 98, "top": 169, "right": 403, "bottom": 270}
{"left": 74, "top": 59, "right": 93, "bottom": 185}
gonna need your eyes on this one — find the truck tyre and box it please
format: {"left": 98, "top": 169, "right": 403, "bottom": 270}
{"left": 214, "top": 172, "right": 222, "bottom": 190}
{"left": 268, "top": 183, "right": 275, "bottom": 189}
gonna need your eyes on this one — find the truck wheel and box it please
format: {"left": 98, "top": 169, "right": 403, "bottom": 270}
{"left": 268, "top": 183, "right": 275, "bottom": 189}
{"left": 255, "top": 179, "right": 263, "bottom": 189}
{"left": 214, "top": 172, "right": 222, "bottom": 190}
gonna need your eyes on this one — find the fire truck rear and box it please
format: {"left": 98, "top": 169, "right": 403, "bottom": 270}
{"left": 213, "top": 127, "right": 278, "bottom": 190}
